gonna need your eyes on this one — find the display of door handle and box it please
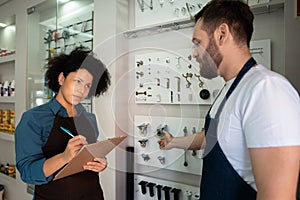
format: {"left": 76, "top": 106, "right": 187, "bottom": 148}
{"left": 199, "top": 89, "right": 210, "bottom": 100}
{"left": 141, "top": 153, "right": 150, "bottom": 161}
{"left": 138, "top": 180, "right": 148, "bottom": 195}
{"left": 185, "top": 190, "right": 193, "bottom": 199}
{"left": 162, "top": 186, "right": 172, "bottom": 200}
{"left": 156, "top": 185, "right": 163, "bottom": 200}
{"left": 192, "top": 127, "right": 197, "bottom": 156}
{"left": 157, "top": 156, "right": 165, "bottom": 164}
{"left": 137, "top": 123, "right": 149, "bottom": 136}
{"left": 138, "top": 139, "right": 148, "bottom": 148}
{"left": 156, "top": 124, "right": 167, "bottom": 137}
{"left": 183, "top": 126, "right": 188, "bottom": 167}
{"left": 182, "top": 73, "right": 193, "bottom": 88}
{"left": 171, "top": 188, "right": 182, "bottom": 200}
{"left": 193, "top": 193, "right": 200, "bottom": 200}
{"left": 146, "top": 182, "right": 156, "bottom": 197}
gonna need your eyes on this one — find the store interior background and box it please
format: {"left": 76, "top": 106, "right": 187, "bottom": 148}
{"left": 0, "top": 0, "right": 299, "bottom": 199}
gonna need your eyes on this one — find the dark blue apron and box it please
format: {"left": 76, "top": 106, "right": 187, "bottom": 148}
{"left": 200, "top": 57, "right": 257, "bottom": 200}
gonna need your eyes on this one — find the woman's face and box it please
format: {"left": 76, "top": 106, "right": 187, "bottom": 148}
{"left": 56, "top": 68, "right": 93, "bottom": 107}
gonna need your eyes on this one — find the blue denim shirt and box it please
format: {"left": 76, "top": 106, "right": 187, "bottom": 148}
{"left": 15, "top": 98, "right": 98, "bottom": 185}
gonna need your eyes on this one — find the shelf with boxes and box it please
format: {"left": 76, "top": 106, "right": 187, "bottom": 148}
{"left": 0, "top": 54, "right": 15, "bottom": 64}
{"left": 0, "top": 131, "right": 14, "bottom": 142}
{"left": 0, "top": 109, "right": 15, "bottom": 141}
{"left": 0, "top": 163, "right": 16, "bottom": 180}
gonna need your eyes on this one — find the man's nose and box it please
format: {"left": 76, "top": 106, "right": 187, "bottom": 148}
{"left": 192, "top": 47, "right": 198, "bottom": 58}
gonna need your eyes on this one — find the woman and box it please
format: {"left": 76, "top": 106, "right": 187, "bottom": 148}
{"left": 15, "top": 46, "right": 111, "bottom": 200}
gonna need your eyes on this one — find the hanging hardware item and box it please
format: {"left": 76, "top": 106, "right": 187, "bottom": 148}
{"left": 137, "top": 123, "right": 149, "bottom": 136}
{"left": 199, "top": 89, "right": 210, "bottom": 100}
{"left": 138, "top": 139, "right": 148, "bottom": 147}
{"left": 192, "top": 127, "right": 197, "bottom": 156}
{"left": 141, "top": 153, "right": 150, "bottom": 161}
{"left": 156, "top": 124, "right": 167, "bottom": 137}
{"left": 182, "top": 72, "right": 193, "bottom": 88}
{"left": 183, "top": 126, "right": 188, "bottom": 167}
{"left": 137, "top": 0, "right": 153, "bottom": 12}
{"left": 194, "top": 73, "right": 204, "bottom": 88}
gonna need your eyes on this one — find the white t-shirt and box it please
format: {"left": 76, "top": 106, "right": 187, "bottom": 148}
{"left": 209, "top": 64, "right": 300, "bottom": 190}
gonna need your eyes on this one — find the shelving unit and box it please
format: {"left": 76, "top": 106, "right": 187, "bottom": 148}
{"left": 0, "top": 96, "right": 15, "bottom": 103}
{"left": 0, "top": 54, "right": 15, "bottom": 64}
{"left": 0, "top": 131, "right": 14, "bottom": 142}
{"left": 0, "top": 171, "right": 16, "bottom": 181}
{"left": 0, "top": 12, "right": 17, "bottom": 200}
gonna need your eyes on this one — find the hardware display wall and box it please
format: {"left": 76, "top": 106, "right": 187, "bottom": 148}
{"left": 135, "top": 0, "right": 209, "bottom": 28}
{"left": 135, "top": 49, "right": 224, "bottom": 104}
{"left": 134, "top": 0, "right": 270, "bottom": 28}
{"left": 135, "top": 175, "right": 200, "bottom": 200}
{"left": 134, "top": 115, "right": 204, "bottom": 175}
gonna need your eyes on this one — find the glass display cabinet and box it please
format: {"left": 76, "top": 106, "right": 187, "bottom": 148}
{"left": 27, "top": 0, "right": 94, "bottom": 111}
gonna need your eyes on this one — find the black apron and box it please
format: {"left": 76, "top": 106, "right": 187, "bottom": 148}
{"left": 34, "top": 114, "right": 104, "bottom": 200}
{"left": 200, "top": 58, "right": 257, "bottom": 200}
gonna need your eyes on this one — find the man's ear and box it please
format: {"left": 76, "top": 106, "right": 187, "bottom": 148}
{"left": 58, "top": 72, "right": 65, "bottom": 86}
{"left": 217, "top": 23, "right": 229, "bottom": 45}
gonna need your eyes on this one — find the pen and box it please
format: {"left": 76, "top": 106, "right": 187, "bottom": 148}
{"left": 60, "top": 126, "right": 75, "bottom": 138}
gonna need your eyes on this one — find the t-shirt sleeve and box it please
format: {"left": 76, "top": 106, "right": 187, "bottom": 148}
{"left": 243, "top": 76, "right": 300, "bottom": 148}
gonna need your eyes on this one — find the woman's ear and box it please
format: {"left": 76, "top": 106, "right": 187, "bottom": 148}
{"left": 58, "top": 72, "right": 65, "bottom": 86}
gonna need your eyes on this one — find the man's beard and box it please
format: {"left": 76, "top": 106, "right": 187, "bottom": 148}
{"left": 198, "top": 38, "right": 223, "bottom": 79}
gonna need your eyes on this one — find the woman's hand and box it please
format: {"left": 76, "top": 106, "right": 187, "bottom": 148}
{"left": 83, "top": 157, "right": 107, "bottom": 172}
{"left": 158, "top": 130, "right": 174, "bottom": 150}
{"left": 61, "top": 135, "right": 87, "bottom": 163}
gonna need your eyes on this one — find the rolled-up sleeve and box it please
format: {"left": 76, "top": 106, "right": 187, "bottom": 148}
{"left": 15, "top": 111, "right": 53, "bottom": 185}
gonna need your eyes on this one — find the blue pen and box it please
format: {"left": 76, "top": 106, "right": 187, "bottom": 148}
{"left": 60, "top": 126, "right": 75, "bottom": 138}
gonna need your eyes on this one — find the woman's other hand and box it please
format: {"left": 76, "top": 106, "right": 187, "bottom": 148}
{"left": 83, "top": 157, "right": 107, "bottom": 172}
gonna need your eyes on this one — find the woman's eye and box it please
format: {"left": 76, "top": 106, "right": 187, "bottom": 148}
{"left": 85, "top": 84, "right": 92, "bottom": 89}
{"left": 75, "top": 79, "right": 81, "bottom": 84}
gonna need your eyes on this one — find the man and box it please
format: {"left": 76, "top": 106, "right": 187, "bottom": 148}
{"left": 158, "top": 1, "right": 300, "bottom": 199}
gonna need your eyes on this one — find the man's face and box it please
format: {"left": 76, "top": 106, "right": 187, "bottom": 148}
{"left": 192, "top": 19, "right": 223, "bottom": 79}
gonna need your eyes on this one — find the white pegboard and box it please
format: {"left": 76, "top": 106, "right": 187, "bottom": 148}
{"left": 134, "top": 115, "right": 204, "bottom": 175}
{"left": 134, "top": 0, "right": 270, "bottom": 28}
{"left": 135, "top": 49, "right": 224, "bottom": 104}
{"left": 135, "top": 175, "right": 200, "bottom": 200}
{"left": 135, "top": 0, "right": 210, "bottom": 28}
{"left": 250, "top": 39, "right": 271, "bottom": 69}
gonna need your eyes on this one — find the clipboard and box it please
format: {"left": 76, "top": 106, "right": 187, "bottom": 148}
{"left": 53, "top": 135, "right": 127, "bottom": 181}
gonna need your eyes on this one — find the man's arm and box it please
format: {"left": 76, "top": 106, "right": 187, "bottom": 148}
{"left": 249, "top": 146, "right": 300, "bottom": 200}
{"left": 158, "top": 130, "right": 205, "bottom": 150}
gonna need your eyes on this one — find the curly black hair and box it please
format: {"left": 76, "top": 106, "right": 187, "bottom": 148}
{"left": 45, "top": 46, "right": 111, "bottom": 97}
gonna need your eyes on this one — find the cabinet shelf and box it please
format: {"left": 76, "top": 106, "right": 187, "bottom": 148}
{"left": 0, "top": 96, "right": 16, "bottom": 103}
{"left": 0, "top": 132, "right": 14, "bottom": 142}
{"left": 0, "top": 171, "right": 16, "bottom": 181}
{"left": 0, "top": 54, "right": 16, "bottom": 64}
